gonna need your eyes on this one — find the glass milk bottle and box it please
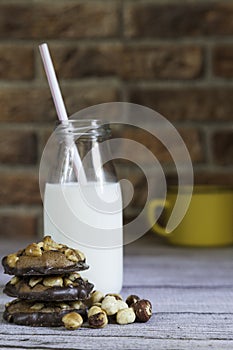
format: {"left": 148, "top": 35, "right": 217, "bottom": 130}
{"left": 43, "top": 119, "right": 123, "bottom": 293}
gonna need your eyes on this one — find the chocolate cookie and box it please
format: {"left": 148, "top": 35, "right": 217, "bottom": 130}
{"left": 4, "top": 273, "right": 94, "bottom": 301}
{"left": 2, "top": 236, "right": 88, "bottom": 276}
{"left": 3, "top": 299, "right": 87, "bottom": 327}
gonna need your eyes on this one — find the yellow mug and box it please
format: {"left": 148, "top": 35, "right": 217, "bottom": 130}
{"left": 148, "top": 186, "right": 233, "bottom": 247}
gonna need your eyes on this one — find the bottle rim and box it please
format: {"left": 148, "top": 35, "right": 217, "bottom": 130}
{"left": 55, "top": 119, "right": 111, "bottom": 139}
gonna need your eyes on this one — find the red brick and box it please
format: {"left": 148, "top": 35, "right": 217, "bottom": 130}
{"left": 0, "top": 129, "right": 37, "bottom": 165}
{"left": 0, "top": 3, "right": 120, "bottom": 39}
{"left": 129, "top": 88, "right": 233, "bottom": 121}
{"left": 113, "top": 126, "right": 204, "bottom": 165}
{"left": 0, "top": 213, "right": 38, "bottom": 239}
{"left": 124, "top": 2, "right": 233, "bottom": 38}
{"left": 0, "top": 171, "right": 40, "bottom": 205}
{"left": 0, "top": 46, "right": 34, "bottom": 80}
{"left": 64, "top": 86, "right": 120, "bottom": 116}
{"left": 0, "top": 85, "right": 119, "bottom": 123}
{"left": 53, "top": 44, "right": 203, "bottom": 80}
{"left": 213, "top": 46, "right": 233, "bottom": 78}
{"left": 212, "top": 131, "right": 233, "bottom": 165}
{"left": 0, "top": 87, "right": 55, "bottom": 123}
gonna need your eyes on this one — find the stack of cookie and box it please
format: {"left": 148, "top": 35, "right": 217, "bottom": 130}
{"left": 2, "top": 236, "right": 94, "bottom": 327}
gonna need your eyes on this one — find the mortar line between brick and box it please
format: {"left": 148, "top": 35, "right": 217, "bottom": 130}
{"left": 124, "top": 0, "right": 218, "bottom": 4}
{"left": 0, "top": 207, "right": 42, "bottom": 215}
{"left": 1, "top": 38, "right": 233, "bottom": 46}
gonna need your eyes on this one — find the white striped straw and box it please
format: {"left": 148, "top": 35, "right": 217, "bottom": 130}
{"left": 39, "top": 43, "right": 86, "bottom": 183}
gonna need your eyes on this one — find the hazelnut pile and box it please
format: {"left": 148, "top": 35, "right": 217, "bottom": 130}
{"left": 2, "top": 237, "right": 152, "bottom": 330}
{"left": 62, "top": 291, "right": 152, "bottom": 330}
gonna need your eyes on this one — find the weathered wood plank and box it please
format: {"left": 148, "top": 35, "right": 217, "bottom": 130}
{"left": 0, "top": 313, "right": 233, "bottom": 349}
{"left": 0, "top": 338, "right": 233, "bottom": 350}
{"left": 0, "top": 236, "right": 233, "bottom": 349}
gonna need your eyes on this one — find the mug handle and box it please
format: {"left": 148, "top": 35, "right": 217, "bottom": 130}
{"left": 148, "top": 199, "right": 171, "bottom": 236}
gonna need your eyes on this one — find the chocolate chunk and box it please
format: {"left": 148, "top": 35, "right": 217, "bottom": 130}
{"left": 4, "top": 274, "right": 94, "bottom": 301}
{"left": 3, "top": 299, "right": 87, "bottom": 327}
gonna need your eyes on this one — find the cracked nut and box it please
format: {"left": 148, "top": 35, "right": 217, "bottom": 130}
{"left": 62, "top": 312, "right": 83, "bottom": 330}
{"left": 88, "top": 306, "right": 108, "bottom": 328}
{"left": 101, "top": 295, "right": 119, "bottom": 316}
{"left": 7, "top": 254, "right": 19, "bottom": 268}
{"left": 65, "top": 249, "right": 79, "bottom": 262}
{"left": 126, "top": 295, "right": 140, "bottom": 307}
{"left": 133, "top": 299, "right": 152, "bottom": 322}
{"left": 43, "top": 276, "right": 63, "bottom": 287}
{"left": 9, "top": 276, "right": 20, "bottom": 285}
{"left": 68, "top": 272, "right": 81, "bottom": 281}
{"left": 116, "top": 308, "right": 136, "bottom": 325}
{"left": 43, "top": 235, "right": 63, "bottom": 251}
{"left": 25, "top": 243, "right": 42, "bottom": 257}
{"left": 75, "top": 249, "right": 85, "bottom": 261}
{"left": 64, "top": 278, "right": 73, "bottom": 287}
{"left": 29, "top": 277, "right": 43, "bottom": 288}
{"left": 30, "top": 303, "right": 44, "bottom": 311}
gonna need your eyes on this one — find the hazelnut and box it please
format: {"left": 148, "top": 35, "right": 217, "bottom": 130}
{"left": 106, "top": 293, "right": 122, "bottom": 301}
{"left": 59, "top": 303, "right": 70, "bottom": 310}
{"left": 89, "top": 311, "right": 108, "bottom": 328}
{"left": 88, "top": 306, "right": 102, "bottom": 318}
{"left": 75, "top": 249, "right": 85, "bottom": 261}
{"left": 90, "top": 290, "right": 104, "bottom": 305}
{"left": 65, "top": 249, "right": 79, "bottom": 262}
{"left": 133, "top": 299, "right": 152, "bottom": 322}
{"left": 101, "top": 295, "right": 119, "bottom": 316}
{"left": 30, "top": 303, "right": 44, "bottom": 311}
{"left": 9, "top": 276, "right": 20, "bottom": 285}
{"left": 7, "top": 254, "right": 19, "bottom": 268}
{"left": 116, "top": 308, "right": 136, "bottom": 325}
{"left": 43, "top": 236, "right": 63, "bottom": 251}
{"left": 64, "top": 278, "right": 73, "bottom": 287}
{"left": 25, "top": 243, "right": 42, "bottom": 257}
{"left": 88, "top": 306, "right": 108, "bottom": 329}
{"left": 43, "top": 276, "right": 63, "bottom": 287}
{"left": 29, "top": 277, "right": 43, "bottom": 288}
{"left": 71, "top": 301, "right": 83, "bottom": 310}
{"left": 62, "top": 312, "right": 83, "bottom": 330}
{"left": 37, "top": 241, "right": 44, "bottom": 249}
{"left": 92, "top": 302, "right": 102, "bottom": 308}
{"left": 126, "top": 294, "right": 140, "bottom": 307}
{"left": 116, "top": 300, "right": 128, "bottom": 311}
{"left": 68, "top": 272, "right": 81, "bottom": 281}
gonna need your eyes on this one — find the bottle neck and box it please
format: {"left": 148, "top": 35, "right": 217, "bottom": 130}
{"left": 55, "top": 119, "right": 111, "bottom": 141}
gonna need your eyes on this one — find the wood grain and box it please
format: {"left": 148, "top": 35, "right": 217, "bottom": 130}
{"left": 0, "top": 234, "right": 233, "bottom": 349}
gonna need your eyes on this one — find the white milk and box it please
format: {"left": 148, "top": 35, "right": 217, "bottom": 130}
{"left": 44, "top": 182, "right": 123, "bottom": 294}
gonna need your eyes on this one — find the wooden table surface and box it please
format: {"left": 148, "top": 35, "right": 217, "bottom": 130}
{"left": 0, "top": 233, "right": 233, "bottom": 349}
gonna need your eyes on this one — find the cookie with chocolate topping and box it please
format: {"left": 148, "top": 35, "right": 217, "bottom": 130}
{"left": 2, "top": 236, "right": 88, "bottom": 276}
{"left": 4, "top": 272, "right": 94, "bottom": 301}
{"left": 3, "top": 299, "right": 87, "bottom": 327}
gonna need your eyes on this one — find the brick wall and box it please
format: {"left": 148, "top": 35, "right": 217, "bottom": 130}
{"left": 0, "top": 0, "right": 232, "bottom": 239}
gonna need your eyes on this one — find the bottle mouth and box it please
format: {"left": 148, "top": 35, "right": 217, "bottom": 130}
{"left": 55, "top": 119, "right": 111, "bottom": 139}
